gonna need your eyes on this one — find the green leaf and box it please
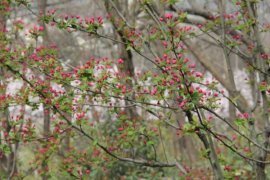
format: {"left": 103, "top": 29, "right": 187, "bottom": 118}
{"left": 200, "top": 148, "right": 210, "bottom": 158}
{"left": 127, "top": 130, "right": 135, "bottom": 136}
{"left": 93, "top": 140, "right": 98, "bottom": 146}
{"left": 234, "top": 118, "right": 246, "bottom": 126}
{"left": 0, "top": 144, "right": 11, "bottom": 155}
{"left": 147, "top": 140, "right": 155, "bottom": 145}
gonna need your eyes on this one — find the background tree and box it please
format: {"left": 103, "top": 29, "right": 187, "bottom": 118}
{"left": 1, "top": 0, "right": 270, "bottom": 179}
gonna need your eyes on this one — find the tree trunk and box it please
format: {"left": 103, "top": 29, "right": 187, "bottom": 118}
{"left": 38, "top": 0, "right": 50, "bottom": 179}
{"left": 0, "top": 1, "right": 18, "bottom": 178}
{"left": 104, "top": 0, "right": 137, "bottom": 119}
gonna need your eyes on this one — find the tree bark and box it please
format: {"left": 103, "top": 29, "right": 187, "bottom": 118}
{"left": 0, "top": 1, "right": 18, "bottom": 178}
{"left": 38, "top": 0, "right": 50, "bottom": 179}
{"left": 186, "top": 111, "right": 224, "bottom": 180}
{"left": 104, "top": 0, "right": 137, "bottom": 118}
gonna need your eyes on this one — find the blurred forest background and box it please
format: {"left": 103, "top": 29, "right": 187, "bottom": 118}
{"left": 2, "top": 0, "right": 270, "bottom": 179}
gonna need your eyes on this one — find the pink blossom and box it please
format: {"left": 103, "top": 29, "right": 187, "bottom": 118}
{"left": 232, "top": 134, "right": 237, "bottom": 140}
{"left": 76, "top": 112, "right": 86, "bottom": 120}
{"left": 194, "top": 72, "right": 202, "bottom": 78}
{"left": 183, "top": 58, "right": 189, "bottom": 63}
{"left": 165, "top": 13, "right": 173, "bottom": 19}
{"left": 121, "top": 85, "right": 126, "bottom": 94}
{"left": 162, "top": 41, "right": 168, "bottom": 48}
{"left": 183, "top": 26, "right": 192, "bottom": 31}
{"left": 97, "top": 16, "right": 103, "bottom": 24}
{"left": 179, "top": 100, "right": 187, "bottom": 108}
{"left": 163, "top": 54, "right": 167, "bottom": 59}
{"left": 89, "top": 17, "right": 95, "bottom": 24}
{"left": 150, "top": 87, "right": 158, "bottom": 95}
{"left": 242, "top": 112, "right": 249, "bottom": 119}
{"left": 117, "top": 58, "right": 124, "bottom": 64}
{"left": 197, "top": 24, "right": 203, "bottom": 28}
{"left": 208, "top": 116, "right": 213, "bottom": 122}
{"left": 260, "top": 53, "right": 268, "bottom": 60}
{"left": 188, "top": 63, "right": 196, "bottom": 68}
{"left": 171, "top": 59, "right": 177, "bottom": 64}
{"left": 38, "top": 26, "right": 44, "bottom": 31}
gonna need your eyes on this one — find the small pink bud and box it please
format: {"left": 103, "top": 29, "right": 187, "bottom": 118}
{"left": 117, "top": 58, "right": 124, "bottom": 64}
